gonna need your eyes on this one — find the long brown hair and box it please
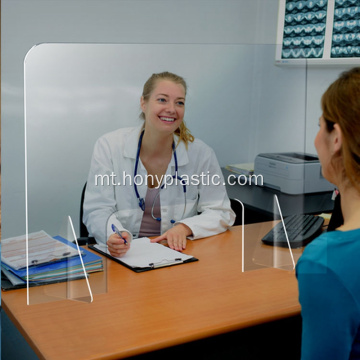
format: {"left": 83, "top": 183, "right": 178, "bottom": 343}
{"left": 321, "top": 67, "right": 360, "bottom": 192}
{"left": 140, "top": 71, "right": 194, "bottom": 146}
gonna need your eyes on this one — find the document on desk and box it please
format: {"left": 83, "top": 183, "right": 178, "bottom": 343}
{"left": 1, "top": 230, "right": 82, "bottom": 270}
{"left": 89, "top": 238, "right": 198, "bottom": 272}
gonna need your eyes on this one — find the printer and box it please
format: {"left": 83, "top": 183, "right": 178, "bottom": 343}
{"left": 254, "top": 152, "right": 334, "bottom": 195}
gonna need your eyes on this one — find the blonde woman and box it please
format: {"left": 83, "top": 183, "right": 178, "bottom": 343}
{"left": 83, "top": 71, "right": 235, "bottom": 257}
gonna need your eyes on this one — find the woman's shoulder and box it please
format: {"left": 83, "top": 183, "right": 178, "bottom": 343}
{"left": 94, "top": 127, "right": 142, "bottom": 151}
{"left": 298, "top": 228, "right": 360, "bottom": 271}
{"left": 297, "top": 232, "right": 329, "bottom": 266}
{"left": 98, "top": 126, "right": 141, "bottom": 142}
{"left": 92, "top": 126, "right": 142, "bottom": 158}
{"left": 186, "top": 137, "right": 214, "bottom": 153}
{"left": 177, "top": 137, "right": 217, "bottom": 165}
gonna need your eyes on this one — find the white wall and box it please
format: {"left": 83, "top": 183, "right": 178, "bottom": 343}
{"left": 1, "top": 0, "right": 351, "bottom": 238}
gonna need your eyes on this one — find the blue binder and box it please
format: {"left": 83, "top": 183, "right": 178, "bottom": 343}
{"left": 1, "top": 236, "right": 103, "bottom": 289}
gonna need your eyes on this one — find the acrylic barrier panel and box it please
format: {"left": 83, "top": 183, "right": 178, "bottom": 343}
{"left": 23, "top": 43, "right": 309, "bottom": 288}
{"left": 250, "top": 195, "right": 300, "bottom": 272}
{"left": 24, "top": 216, "right": 103, "bottom": 305}
{"left": 236, "top": 195, "right": 304, "bottom": 273}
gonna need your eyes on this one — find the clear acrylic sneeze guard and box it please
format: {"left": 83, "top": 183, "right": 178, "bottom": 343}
{"left": 249, "top": 195, "right": 302, "bottom": 272}
{"left": 24, "top": 42, "right": 309, "bottom": 291}
{"left": 24, "top": 44, "right": 109, "bottom": 304}
{"left": 25, "top": 216, "right": 93, "bottom": 304}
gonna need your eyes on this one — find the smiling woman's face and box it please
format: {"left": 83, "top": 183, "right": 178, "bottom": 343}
{"left": 140, "top": 80, "right": 186, "bottom": 136}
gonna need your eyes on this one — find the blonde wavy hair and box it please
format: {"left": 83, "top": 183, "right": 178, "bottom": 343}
{"left": 140, "top": 71, "right": 194, "bottom": 147}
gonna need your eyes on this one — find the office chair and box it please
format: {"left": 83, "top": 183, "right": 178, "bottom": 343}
{"left": 78, "top": 182, "right": 96, "bottom": 245}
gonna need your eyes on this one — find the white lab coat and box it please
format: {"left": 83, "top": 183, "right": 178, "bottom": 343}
{"left": 83, "top": 126, "right": 235, "bottom": 244}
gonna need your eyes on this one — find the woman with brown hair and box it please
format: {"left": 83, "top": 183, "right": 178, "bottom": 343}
{"left": 296, "top": 67, "right": 360, "bottom": 359}
{"left": 83, "top": 71, "right": 235, "bottom": 257}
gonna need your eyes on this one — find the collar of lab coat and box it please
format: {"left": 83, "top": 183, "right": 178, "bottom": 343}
{"left": 123, "top": 125, "right": 190, "bottom": 167}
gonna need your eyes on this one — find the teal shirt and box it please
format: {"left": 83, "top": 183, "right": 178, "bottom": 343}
{"left": 296, "top": 229, "right": 360, "bottom": 360}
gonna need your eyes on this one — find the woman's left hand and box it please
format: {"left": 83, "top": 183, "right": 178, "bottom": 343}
{"left": 151, "top": 223, "right": 192, "bottom": 251}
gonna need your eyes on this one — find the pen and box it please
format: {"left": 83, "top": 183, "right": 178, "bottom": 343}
{"left": 111, "top": 224, "right": 128, "bottom": 245}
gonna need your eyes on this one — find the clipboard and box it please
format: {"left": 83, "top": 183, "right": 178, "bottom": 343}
{"left": 88, "top": 237, "right": 198, "bottom": 273}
